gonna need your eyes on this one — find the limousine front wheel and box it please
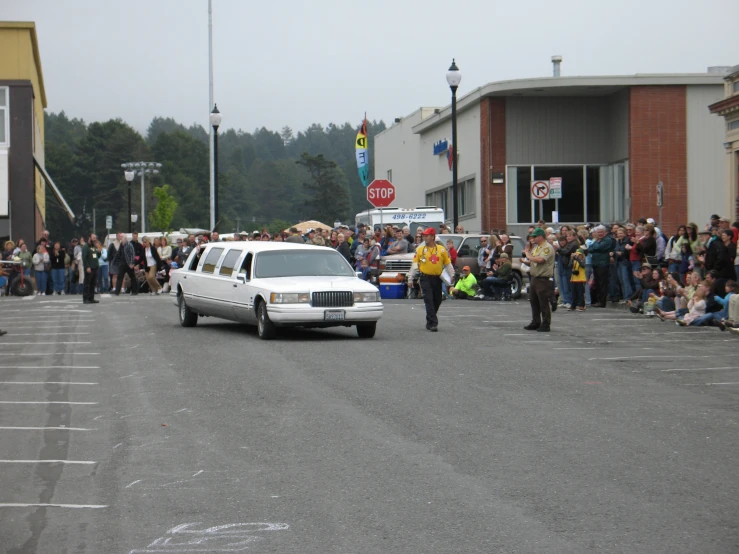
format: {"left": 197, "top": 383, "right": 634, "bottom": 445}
{"left": 178, "top": 294, "right": 198, "bottom": 327}
{"left": 257, "top": 301, "right": 277, "bottom": 340}
{"left": 356, "top": 322, "right": 377, "bottom": 339}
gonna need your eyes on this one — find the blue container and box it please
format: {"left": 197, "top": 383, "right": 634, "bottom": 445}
{"left": 380, "top": 283, "right": 406, "bottom": 299}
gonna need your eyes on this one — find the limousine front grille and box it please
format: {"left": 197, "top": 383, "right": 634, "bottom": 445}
{"left": 312, "top": 291, "right": 353, "bottom": 308}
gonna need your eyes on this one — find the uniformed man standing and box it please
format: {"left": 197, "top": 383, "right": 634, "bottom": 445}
{"left": 408, "top": 228, "right": 455, "bottom": 332}
{"left": 521, "top": 227, "right": 555, "bottom": 332}
{"left": 81, "top": 234, "right": 100, "bottom": 304}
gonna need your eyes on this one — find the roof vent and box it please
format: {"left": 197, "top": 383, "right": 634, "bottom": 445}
{"left": 707, "top": 66, "right": 732, "bottom": 75}
{"left": 394, "top": 117, "right": 401, "bottom": 123}
{"left": 552, "top": 55, "right": 563, "bottom": 77}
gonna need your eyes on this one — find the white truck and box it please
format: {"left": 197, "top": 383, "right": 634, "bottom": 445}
{"left": 355, "top": 207, "right": 445, "bottom": 236}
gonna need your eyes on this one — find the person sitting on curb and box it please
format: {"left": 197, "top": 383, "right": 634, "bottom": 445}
{"left": 449, "top": 266, "right": 478, "bottom": 299}
{"left": 481, "top": 254, "right": 512, "bottom": 300}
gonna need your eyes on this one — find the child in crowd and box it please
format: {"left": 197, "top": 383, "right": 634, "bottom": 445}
{"left": 569, "top": 249, "right": 587, "bottom": 312}
{"left": 656, "top": 284, "right": 707, "bottom": 325}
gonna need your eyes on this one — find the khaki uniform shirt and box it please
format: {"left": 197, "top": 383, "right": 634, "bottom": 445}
{"left": 529, "top": 241, "right": 555, "bottom": 278}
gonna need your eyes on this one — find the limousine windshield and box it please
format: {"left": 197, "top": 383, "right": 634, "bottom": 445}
{"left": 255, "top": 250, "right": 356, "bottom": 278}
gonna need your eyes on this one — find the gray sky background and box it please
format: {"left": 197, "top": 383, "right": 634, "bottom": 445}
{"left": 3, "top": 0, "right": 738, "bottom": 135}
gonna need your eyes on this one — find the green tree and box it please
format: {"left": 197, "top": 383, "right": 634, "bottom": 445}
{"left": 296, "top": 153, "right": 351, "bottom": 223}
{"left": 149, "top": 184, "right": 178, "bottom": 231}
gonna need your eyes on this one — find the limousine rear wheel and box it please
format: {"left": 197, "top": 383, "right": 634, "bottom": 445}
{"left": 178, "top": 294, "right": 198, "bottom": 327}
{"left": 257, "top": 301, "right": 276, "bottom": 340}
{"left": 356, "top": 322, "right": 377, "bottom": 339}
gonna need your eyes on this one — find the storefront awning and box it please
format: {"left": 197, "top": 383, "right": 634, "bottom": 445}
{"left": 33, "top": 155, "right": 75, "bottom": 222}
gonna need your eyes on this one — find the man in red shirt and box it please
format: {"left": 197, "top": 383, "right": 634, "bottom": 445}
{"left": 445, "top": 239, "right": 458, "bottom": 266}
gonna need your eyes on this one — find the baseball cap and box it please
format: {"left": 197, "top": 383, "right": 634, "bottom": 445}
{"left": 499, "top": 253, "right": 509, "bottom": 259}
{"left": 306, "top": 228, "right": 315, "bottom": 234}
{"left": 422, "top": 228, "right": 436, "bottom": 236}
{"left": 647, "top": 218, "right": 656, "bottom": 224}
{"left": 642, "top": 263, "right": 652, "bottom": 269}
{"left": 462, "top": 265, "right": 471, "bottom": 271}
{"left": 711, "top": 214, "right": 720, "bottom": 219}
{"left": 531, "top": 228, "right": 546, "bottom": 238}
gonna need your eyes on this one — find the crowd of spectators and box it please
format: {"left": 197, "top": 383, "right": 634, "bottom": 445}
{"left": 2, "top": 216, "right": 737, "bottom": 334}
{"left": 537, "top": 214, "right": 739, "bottom": 332}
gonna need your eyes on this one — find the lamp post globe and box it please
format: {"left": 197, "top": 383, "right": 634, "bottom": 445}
{"left": 210, "top": 104, "right": 222, "bottom": 232}
{"left": 124, "top": 170, "right": 135, "bottom": 233}
{"left": 446, "top": 59, "right": 461, "bottom": 231}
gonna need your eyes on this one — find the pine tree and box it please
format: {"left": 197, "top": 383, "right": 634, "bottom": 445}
{"left": 296, "top": 153, "right": 351, "bottom": 224}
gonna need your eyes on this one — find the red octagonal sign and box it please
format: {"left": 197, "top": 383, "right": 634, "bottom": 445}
{"left": 367, "top": 179, "right": 396, "bottom": 208}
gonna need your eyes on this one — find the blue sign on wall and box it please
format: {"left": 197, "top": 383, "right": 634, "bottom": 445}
{"left": 433, "top": 139, "right": 449, "bottom": 156}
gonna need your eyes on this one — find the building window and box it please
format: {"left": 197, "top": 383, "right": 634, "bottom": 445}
{"left": 506, "top": 164, "right": 623, "bottom": 224}
{"left": 0, "top": 87, "right": 8, "bottom": 146}
{"left": 733, "top": 80, "right": 739, "bottom": 94}
{"left": 729, "top": 119, "right": 739, "bottom": 131}
{"left": 425, "top": 178, "right": 475, "bottom": 220}
{"left": 387, "top": 169, "right": 392, "bottom": 182}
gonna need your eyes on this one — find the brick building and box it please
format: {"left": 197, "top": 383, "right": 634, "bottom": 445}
{"left": 708, "top": 64, "right": 739, "bottom": 220}
{"left": 375, "top": 67, "right": 729, "bottom": 236}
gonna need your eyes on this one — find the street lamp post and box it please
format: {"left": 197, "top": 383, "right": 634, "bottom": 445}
{"left": 124, "top": 170, "right": 135, "bottom": 233}
{"left": 210, "top": 104, "right": 222, "bottom": 232}
{"left": 121, "top": 161, "right": 162, "bottom": 233}
{"left": 446, "top": 59, "right": 462, "bottom": 231}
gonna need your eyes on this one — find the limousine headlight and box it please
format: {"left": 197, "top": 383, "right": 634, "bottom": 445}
{"left": 353, "top": 291, "right": 381, "bottom": 303}
{"left": 270, "top": 293, "right": 310, "bottom": 304}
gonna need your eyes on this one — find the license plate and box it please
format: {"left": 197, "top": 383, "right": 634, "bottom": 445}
{"left": 324, "top": 310, "right": 345, "bottom": 321}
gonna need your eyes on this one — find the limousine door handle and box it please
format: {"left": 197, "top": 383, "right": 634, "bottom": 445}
{"left": 233, "top": 284, "right": 237, "bottom": 288}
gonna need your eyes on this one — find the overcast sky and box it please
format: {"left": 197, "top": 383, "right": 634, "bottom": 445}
{"left": 3, "top": 0, "right": 738, "bottom": 134}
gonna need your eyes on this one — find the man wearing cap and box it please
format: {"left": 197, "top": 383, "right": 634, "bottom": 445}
{"left": 522, "top": 228, "right": 555, "bottom": 332}
{"left": 285, "top": 227, "right": 304, "bottom": 244}
{"left": 449, "top": 266, "right": 478, "bottom": 299}
{"left": 481, "top": 253, "right": 512, "bottom": 299}
{"left": 408, "top": 228, "right": 455, "bottom": 331}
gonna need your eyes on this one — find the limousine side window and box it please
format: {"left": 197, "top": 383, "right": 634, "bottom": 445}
{"left": 219, "top": 249, "right": 241, "bottom": 277}
{"left": 238, "top": 253, "right": 253, "bottom": 280}
{"left": 201, "top": 247, "right": 225, "bottom": 274}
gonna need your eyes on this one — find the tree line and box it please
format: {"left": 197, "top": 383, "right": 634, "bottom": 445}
{"left": 44, "top": 111, "right": 387, "bottom": 239}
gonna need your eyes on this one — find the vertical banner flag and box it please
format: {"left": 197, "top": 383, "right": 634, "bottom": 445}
{"left": 446, "top": 143, "right": 454, "bottom": 171}
{"left": 356, "top": 114, "right": 370, "bottom": 187}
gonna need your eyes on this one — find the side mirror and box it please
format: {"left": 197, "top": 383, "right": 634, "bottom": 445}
{"left": 237, "top": 273, "right": 247, "bottom": 283}
{"left": 356, "top": 271, "right": 363, "bottom": 279}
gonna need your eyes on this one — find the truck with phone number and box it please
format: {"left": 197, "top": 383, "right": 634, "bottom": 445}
{"left": 354, "top": 207, "right": 445, "bottom": 235}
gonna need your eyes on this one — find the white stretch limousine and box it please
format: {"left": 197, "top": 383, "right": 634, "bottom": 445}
{"left": 170, "top": 241, "right": 383, "bottom": 339}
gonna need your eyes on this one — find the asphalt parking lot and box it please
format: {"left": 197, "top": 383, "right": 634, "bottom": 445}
{"left": 1, "top": 294, "right": 738, "bottom": 553}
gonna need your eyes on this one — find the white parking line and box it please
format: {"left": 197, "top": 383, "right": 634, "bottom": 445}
{"left": 0, "top": 503, "right": 107, "bottom": 508}
{"left": 661, "top": 367, "right": 739, "bottom": 373}
{"left": 2, "top": 353, "right": 100, "bottom": 356}
{"left": 0, "top": 460, "right": 97, "bottom": 464}
{"left": 3, "top": 341, "right": 92, "bottom": 346}
{"left": 0, "top": 320, "right": 95, "bottom": 324}
{"left": 588, "top": 355, "right": 710, "bottom": 361}
{"left": 0, "top": 366, "right": 100, "bottom": 369}
{"left": 0, "top": 381, "right": 98, "bottom": 385}
{"left": 554, "top": 347, "right": 597, "bottom": 350}
{"left": 0, "top": 426, "right": 96, "bottom": 431}
{"left": 0, "top": 401, "right": 98, "bottom": 405}
{"left": 9, "top": 326, "right": 91, "bottom": 329}
{"left": 9, "top": 333, "right": 90, "bottom": 336}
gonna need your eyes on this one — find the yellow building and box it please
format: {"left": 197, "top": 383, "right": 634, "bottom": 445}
{"left": 0, "top": 21, "right": 72, "bottom": 244}
{"left": 709, "top": 64, "right": 739, "bottom": 221}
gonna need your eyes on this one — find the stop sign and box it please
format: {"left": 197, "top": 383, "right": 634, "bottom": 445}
{"left": 367, "top": 179, "right": 396, "bottom": 208}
